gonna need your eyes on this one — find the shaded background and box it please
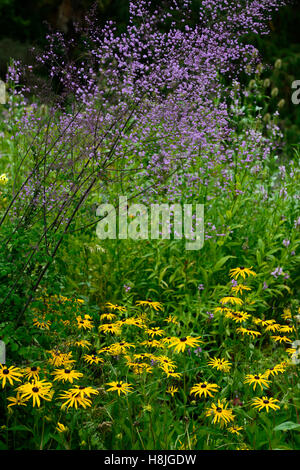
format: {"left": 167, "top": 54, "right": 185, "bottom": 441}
{"left": 0, "top": 0, "right": 300, "bottom": 144}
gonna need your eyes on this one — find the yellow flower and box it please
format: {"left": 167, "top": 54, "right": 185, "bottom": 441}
{"left": 23, "top": 366, "right": 41, "bottom": 380}
{"left": 236, "top": 327, "right": 261, "bottom": 338}
{"left": 220, "top": 296, "right": 243, "bottom": 306}
{"left": 83, "top": 354, "right": 104, "bottom": 365}
{"left": 206, "top": 400, "right": 235, "bottom": 426}
{"left": 0, "top": 365, "right": 23, "bottom": 388}
{"left": 225, "top": 311, "right": 251, "bottom": 323}
{"left": 228, "top": 425, "right": 243, "bottom": 435}
{"left": 229, "top": 267, "right": 256, "bottom": 280}
{"left": 166, "top": 386, "right": 178, "bottom": 397}
{"left": 231, "top": 284, "right": 251, "bottom": 295}
{"left": 51, "top": 368, "right": 83, "bottom": 383}
{"left": 48, "top": 350, "right": 75, "bottom": 367}
{"left": 146, "top": 327, "right": 165, "bottom": 338}
{"left": 58, "top": 389, "right": 92, "bottom": 409}
{"left": 244, "top": 374, "right": 270, "bottom": 391}
{"left": 190, "top": 382, "right": 219, "bottom": 398}
{"left": 251, "top": 396, "right": 280, "bottom": 412}
{"left": 99, "top": 323, "right": 121, "bottom": 335}
{"left": 109, "top": 341, "right": 135, "bottom": 355}
{"left": 56, "top": 422, "right": 68, "bottom": 433}
{"left": 74, "top": 340, "right": 91, "bottom": 349}
{"left": 271, "top": 335, "right": 292, "bottom": 344}
{"left": 106, "top": 381, "right": 133, "bottom": 396}
{"left": 106, "top": 303, "right": 126, "bottom": 312}
{"left": 282, "top": 309, "right": 292, "bottom": 321}
{"left": 0, "top": 174, "right": 8, "bottom": 185}
{"left": 100, "top": 313, "right": 117, "bottom": 321}
{"left": 164, "top": 315, "right": 179, "bottom": 325}
{"left": 136, "top": 301, "right": 163, "bottom": 311}
{"left": 18, "top": 379, "right": 53, "bottom": 407}
{"left": 207, "top": 357, "right": 232, "bottom": 372}
{"left": 264, "top": 363, "right": 286, "bottom": 378}
{"left": 76, "top": 315, "right": 94, "bottom": 330}
{"left": 7, "top": 392, "right": 27, "bottom": 408}
{"left": 168, "top": 336, "right": 203, "bottom": 353}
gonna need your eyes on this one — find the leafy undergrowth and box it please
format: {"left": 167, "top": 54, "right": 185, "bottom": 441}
{"left": 0, "top": 268, "right": 299, "bottom": 450}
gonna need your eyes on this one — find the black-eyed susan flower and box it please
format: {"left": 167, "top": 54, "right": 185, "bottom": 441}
{"left": 190, "top": 382, "right": 219, "bottom": 398}
{"left": 23, "top": 366, "right": 41, "bottom": 381}
{"left": 157, "top": 356, "right": 177, "bottom": 371}
{"left": 146, "top": 327, "right": 165, "bottom": 338}
{"left": 271, "top": 335, "right": 292, "bottom": 344}
{"left": 163, "top": 370, "right": 182, "bottom": 379}
{"left": 228, "top": 425, "right": 243, "bottom": 435}
{"left": 229, "top": 267, "right": 256, "bottom": 280}
{"left": 0, "top": 365, "right": 23, "bottom": 388}
{"left": 164, "top": 315, "right": 179, "bottom": 325}
{"left": 207, "top": 357, "right": 232, "bottom": 372}
{"left": 32, "top": 317, "right": 51, "bottom": 330}
{"left": 100, "top": 313, "right": 117, "bottom": 321}
{"left": 109, "top": 341, "right": 135, "bottom": 355}
{"left": 226, "top": 311, "right": 251, "bottom": 323}
{"left": 83, "top": 354, "right": 104, "bottom": 365}
{"left": 99, "top": 323, "right": 121, "bottom": 335}
{"left": 168, "top": 336, "right": 203, "bottom": 353}
{"left": 58, "top": 389, "right": 92, "bottom": 409}
{"left": 18, "top": 379, "right": 53, "bottom": 407}
{"left": 161, "top": 336, "right": 174, "bottom": 345}
{"left": 244, "top": 373, "right": 270, "bottom": 391}
{"left": 74, "top": 340, "right": 91, "bottom": 349}
{"left": 106, "top": 302, "right": 126, "bottom": 312}
{"left": 130, "top": 362, "right": 153, "bottom": 375}
{"left": 68, "top": 385, "right": 99, "bottom": 399}
{"left": 76, "top": 315, "right": 94, "bottom": 330}
{"left": 251, "top": 396, "right": 280, "bottom": 412}
{"left": 252, "top": 318, "right": 276, "bottom": 327}
{"left": 264, "top": 323, "right": 281, "bottom": 333}
{"left": 231, "top": 284, "right": 251, "bottom": 295}
{"left": 264, "top": 363, "right": 286, "bottom": 378}
{"left": 7, "top": 392, "right": 27, "bottom": 408}
{"left": 282, "top": 308, "right": 292, "bottom": 321}
{"left": 236, "top": 327, "right": 261, "bottom": 338}
{"left": 140, "top": 339, "right": 163, "bottom": 348}
{"left": 136, "top": 301, "right": 163, "bottom": 311}
{"left": 48, "top": 350, "right": 75, "bottom": 367}
{"left": 51, "top": 368, "right": 83, "bottom": 383}
{"left": 220, "top": 296, "right": 243, "bottom": 306}
{"left": 166, "top": 386, "right": 178, "bottom": 397}
{"left": 278, "top": 325, "right": 295, "bottom": 334}
{"left": 56, "top": 422, "right": 68, "bottom": 433}
{"left": 106, "top": 381, "right": 133, "bottom": 396}
{"left": 205, "top": 400, "right": 235, "bottom": 426}
{"left": 214, "top": 306, "right": 232, "bottom": 315}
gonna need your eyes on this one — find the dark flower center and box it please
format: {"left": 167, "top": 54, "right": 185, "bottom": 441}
{"left": 116, "top": 384, "right": 122, "bottom": 388}
{"left": 3, "top": 369, "right": 9, "bottom": 375}
{"left": 254, "top": 376, "right": 260, "bottom": 380}
{"left": 216, "top": 407, "right": 222, "bottom": 412}
{"left": 180, "top": 337, "right": 187, "bottom": 342}
{"left": 64, "top": 369, "right": 71, "bottom": 374}
{"left": 263, "top": 400, "right": 269, "bottom": 404}
{"left": 201, "top": 384, "right": 207, "bottom": 388}
{"left": 240, "top": 267, "right": 245, "bottom": 270}
{"left": 79, "top": 386, "right": 85, "bottom": 390}
{"left": 32, "top": 387, "right": 39, "bottom": 393}
{"left": 31, "top": 367, "right": 38, "bottom": 371}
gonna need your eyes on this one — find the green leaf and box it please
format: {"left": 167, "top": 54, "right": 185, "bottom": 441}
{"left": 274, "top": 421, "right": 300, "bottom": 432}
